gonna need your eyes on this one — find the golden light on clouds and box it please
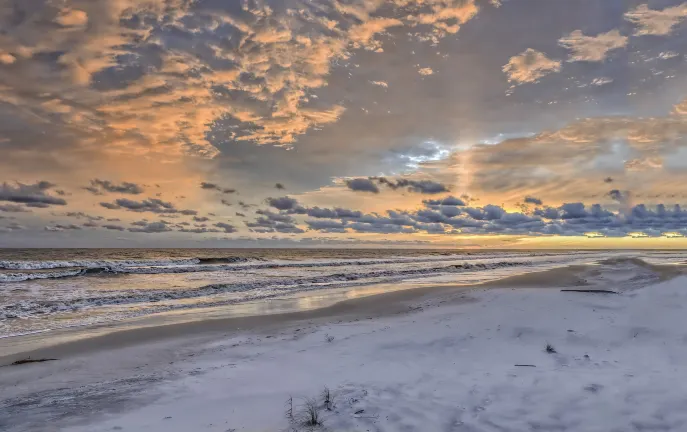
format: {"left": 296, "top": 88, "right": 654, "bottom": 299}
{"left": 1, "top": 0, "right": 687, "bottom": 247}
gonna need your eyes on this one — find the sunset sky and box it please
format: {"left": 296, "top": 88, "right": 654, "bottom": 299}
{"left": 2, "top": 0, "right": 687, "bottom": 248}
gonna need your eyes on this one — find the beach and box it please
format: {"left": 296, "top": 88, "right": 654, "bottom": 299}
{"left": 2, "top": 255, "right": 687, "bottom": 431}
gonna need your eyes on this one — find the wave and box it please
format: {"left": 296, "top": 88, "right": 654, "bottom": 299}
{"left": 0, "top": 253, "right": 575, "bottom": 282}
{"left": 0, "top": 257, "right": 204, "bottom": 270}
{"left": 0, "top": 260, "right": 532, "bottom": 320}
{"left": 0, "top": 268, "right": 95, "bottom": 282}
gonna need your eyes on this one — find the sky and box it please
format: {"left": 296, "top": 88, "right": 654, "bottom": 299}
{"left": 2, "top": 0, "right": 687, "bottom": 248}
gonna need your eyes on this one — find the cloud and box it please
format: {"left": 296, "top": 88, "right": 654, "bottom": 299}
{"left": 200, "top": 183, "right": 236, "bottom": 194}
{"left": 305, "top": 219, "right": 347, "bottom": 232}
{"left": 246, "top": 207, "right": 304, "bottom": 233}
{"left": 214, "top": 222, "right": 237, "bottom": 233}
{"left": 558, "top": 29, "right": 628, "bottom": 62}
{"left": 0, "top": 181, "right": 66, "bottom": 206}
{"left": 0, "top": 52, "right": 16, "bottom": 65}
{"left": 275, "top": 183, "right": 286, "bottom": 190}
{"left": 100, "top": 198, "right": 197, "bottom": 215}
{"left": 418, "top": 67, "right": 434, "bottom": 76}
{"left": 502, "top": 49, "right": 561, "bottom": 84}
{"left": 591, "top": 77, "right": 614, "bottom": 86}
{"left": 278, "top": 195, "right": 687, "bottom": 238}
{"left": 54, "top": 8, "right": 88, "bottom": 27}
{"left": 179, "top": 226, "right": 221, "bottom": 234}
{"left": 128, "top": 221, "right": 172, "bottom": 233}
{"left": 345, "top": 177, "right": 450, "bottom": 194}
{"left": 45, "top": 224, "right": 82, "bottom": 231}
{"left": 87, "top": 179, "right": 144, "bottom": 195}
{"left": 658, "top": 51, "right": 680, "bottom": 60}
{"left": 625, "top": 3, "right": 687, "bottom": 36}
{"left": 423, "top": 196, "right": 467, "bottom": 207}
{"left": 62, "top": 212, "right": 103, "bottom": 221}
{"left": 524, "top": 196, "right": 543, "bottom": 205}
{"left": 193, "top": 216, "right": 210, "bottom": 223}
{"left": 369, "top": 81, "right": 389, "bottom": 88}
{"left": 0, "top": 222, "right": 24, "bottom": 232}
{"left": 0, "top": 204, "right": 30, "bottom": 213}
{"left": 102, "top": 224, "right": 125, "bottom": 231}
{"left": 374, "top": 177, "right": 450, "bottom": 194}
{"left": 345, "top": 178, "right": 380, "bottom": 193}
{"left": 266, "top": 196, "right": 302, "bottom": 211}
{"left": 0, "top": 0, "right": 485, "bottom": 168}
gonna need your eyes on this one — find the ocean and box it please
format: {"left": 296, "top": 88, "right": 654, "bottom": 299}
{"left": 1, "top": 249, "right": 686, "bottom": 338}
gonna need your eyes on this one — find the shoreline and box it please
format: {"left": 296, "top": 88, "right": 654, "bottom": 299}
{"left": 0, "top": 281, "right": 465, "bottom": 364}
{"left": 2, "top": 257, "right": 683, "bottom": 363}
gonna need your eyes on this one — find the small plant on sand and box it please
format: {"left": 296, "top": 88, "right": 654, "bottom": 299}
{"left": 322, "top": 386, "right": 335, "bottom": 411}
{"left": 285, "top": 396, "right": 294, "bottom": 423}
{"left": 297, "top": 398, "right": 323, "bottom": 427}
{"left": 325, "top": 334, "right": 335, "bottom": 343}
{"left": 545, "top": 343, "right": 557, "bottom": 354}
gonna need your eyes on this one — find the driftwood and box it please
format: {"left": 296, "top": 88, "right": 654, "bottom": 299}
{"left": 10, "top": 358, "right": 57, "bottom": 366}
{"left": 561, "top": 289, "right": 619, "bottom": 294}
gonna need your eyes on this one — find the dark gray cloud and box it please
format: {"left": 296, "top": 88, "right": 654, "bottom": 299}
{"left": 423, "top": 196, "right": 467, "bottom": 207}
{"left": 103, "top": 224, "right": 126, "bottom": 231}
{"left": 278, "top": 195, "right": 687, "bottom": 238}
{"left": 63, "top": 212, "right": 104, "bottom": 221}
{"left": 345, "top": 178, "right": 380, "bottom": 193}
{"left": 524, "top": 196, "right": 543, "bottom": 205}
{"left": 193, "top": 216, "right": 210, "bottom": 222}
{"left": 305, "top": 219, "right": 347, "bottom": 233}
{"left": 87, "top": 179, "right": 144, "bottom": 195}
{"left": 302, "top": 207, "right": 363, "bottom": 219}
{"left": 0, "top": 181, "right": 66, "bottom": 206}
{"left": 266, "top": 196, "right": 301, "bottom": 211}
{"left": 275, "top": 183, "right": 285, "bottom": 190}
{"left": 374, "top": 177, "right": 450, "bottom": 194}
{"left": 179, "top": 227, "right": 221, "bottom": 234}
{"left": 214, "top": 222, "right": 237, "bottom": 233}
{"left": 345, "top": 177, "right": 450, "bottom": 194}
{"left": 245, "top": 211, "right": 305, "bottom": 233}
{"left": 608, "top": 189, "right": 630, "bottom": 204}
{"left": 256, "top": 209, "right": 296, "bottom": 223}
{"left": 100, "top": 198, "right": 197, "bottom": 215}
{"left": 200, "top": 183, "right": 236, "bottom": 194}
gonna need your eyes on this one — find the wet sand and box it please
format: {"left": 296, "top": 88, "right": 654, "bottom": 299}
{"left": 0, "top": 282, "right": 463, "bottom": 364}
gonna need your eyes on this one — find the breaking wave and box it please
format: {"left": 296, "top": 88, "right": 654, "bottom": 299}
{"left": 0, "top": 256, "right": 258, "bottom": 271}
{"left": 0, "top": 253, "right": 583, "bottom": 282}
{"left": 0, "top": 260, "right": 532, "bottom": 320}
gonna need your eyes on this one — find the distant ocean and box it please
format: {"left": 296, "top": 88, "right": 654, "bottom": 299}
{"left": 1, "top": 249, "right": 686, "bottom": 338}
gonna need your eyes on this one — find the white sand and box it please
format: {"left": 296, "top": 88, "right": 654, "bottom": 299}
{"left": 3, "top": 262, "right": 687, "bottom": 432}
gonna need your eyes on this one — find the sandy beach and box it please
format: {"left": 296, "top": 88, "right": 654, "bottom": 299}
{"left": 2, "top": 257, "right": 687, "bottom": 432}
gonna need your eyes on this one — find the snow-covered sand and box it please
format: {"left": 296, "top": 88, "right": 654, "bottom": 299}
{"left": 2, "top": 258, "right": 687, "bottom": 432}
